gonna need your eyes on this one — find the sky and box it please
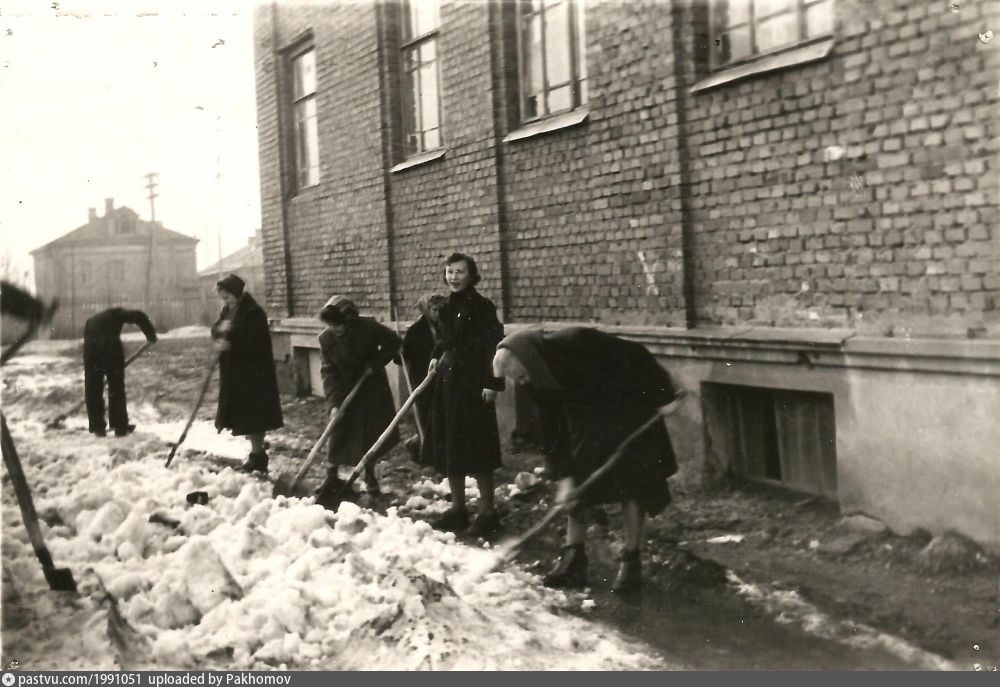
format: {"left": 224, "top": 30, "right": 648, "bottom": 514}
{"left": 0, "top": 0, "right": 262, "bottom": 285}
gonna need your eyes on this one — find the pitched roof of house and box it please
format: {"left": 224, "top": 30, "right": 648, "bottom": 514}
{"left": 197, "top": 232, "right": 263, "bottom": 279}
{"left": 30, "top": 205, "right": 198, "bottom": 255}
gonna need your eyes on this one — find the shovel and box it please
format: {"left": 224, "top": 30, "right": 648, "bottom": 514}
{"left": 164, "top": 355, "right": 219, "bottom": 468}
{"left": 328, "top": 367, "right": 436, "bottom": 508}
{"left": 46, "top": 340, "right": 156, "bottom": 429}
{"left": 486, "top": 398, "right": 686, "bottom": 575}
{"left": 270, "top": 368, "right": 373, "bottom": 498}
{"left": 1, "top": 413, "right": 77, "bottom": 592}
{"left": 398, "top": 353, "right": 425, "bottom": 452}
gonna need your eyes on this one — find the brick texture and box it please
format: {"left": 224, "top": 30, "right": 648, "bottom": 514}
{"left": 255, "top": 0, "right": 1000, "bottom": 337}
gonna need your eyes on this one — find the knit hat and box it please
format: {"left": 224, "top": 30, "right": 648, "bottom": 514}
{"left": 495, "top": 328, "right": 564, "bottom": 392}
{"left": 216, "top": 273, "right": 246, "bottom": 298}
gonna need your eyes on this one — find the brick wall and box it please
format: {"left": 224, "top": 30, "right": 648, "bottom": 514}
{"left": 500, "top": 0, "right": 689, "bottom": 327}
{"left": 255, "top": 2, "right": 391, "bottom": 321}
{"left": 386, "top": 0, "right": 506, "bottom": 320}
{"left": 682, "top": 0, "right": 1000, "bottom": 336}
{"left": 255, "top": 0, "right": 999, "bottom": 337}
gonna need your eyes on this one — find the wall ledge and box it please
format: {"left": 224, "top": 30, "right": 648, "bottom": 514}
{"left": 271, "top": 318, "right": 1000, "bottom": 376}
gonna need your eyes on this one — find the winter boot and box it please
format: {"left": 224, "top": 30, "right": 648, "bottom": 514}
{"left": 610, "top": 549, "right": 642, "bottom": 594}
{"left": 314, "top": 470, "right": 359, "bottom": 510}
{"left": 431, "top": 508, "right": 470, "bottom": 532}
{"left": 542, "top": 544, "right": 588, "bottom": 589}
{"left": 468, "top": 511, "right": 502, "bottom": 539}
{"left": 238, "top": 451, "right": 269, "bottom": 474}
{"left": 114, "top": 424, "right": 136, "bottom": 438}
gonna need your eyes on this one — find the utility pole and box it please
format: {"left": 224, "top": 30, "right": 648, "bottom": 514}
{"left": 144, "top": 172, "right": 159, "bottom": 308}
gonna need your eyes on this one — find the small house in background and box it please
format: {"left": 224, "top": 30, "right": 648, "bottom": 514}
{"left": 196, "top": 229, "right": 266, "bottom": 323}
{"left": 31, "top": 198, "right": 201, "bottom": 338}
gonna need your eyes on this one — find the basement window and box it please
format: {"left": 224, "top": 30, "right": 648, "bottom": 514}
{"left": 702, "top": 382, "right": 837, "bottom": 498}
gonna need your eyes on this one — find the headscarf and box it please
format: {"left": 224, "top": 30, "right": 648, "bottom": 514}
{"left": 495, "top": 328, "right": 564, "bottom": 393}
{"left": 318, "top": 294, "right": 358, "bottom": 324}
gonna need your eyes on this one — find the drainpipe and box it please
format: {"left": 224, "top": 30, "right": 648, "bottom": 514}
{"left": 374, "top": 0, "right": 398, "bottom": 323}
{"left": 270, "top": 1, "right": 295, "bottom": 318}
{"left": 670, "top": 2, "right": 697, "bottom": 329}
{"left": 487, "top": 0, "right": 513, "bottom": 322}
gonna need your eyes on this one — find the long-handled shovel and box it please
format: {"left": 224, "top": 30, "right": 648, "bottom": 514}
{"left": 485, "top": 398, "right": 687, "bottom": 575}
{"left": 1, "top": 413, "right": 77, "bottom": 592}
{"left": 398, "top": 353, "right": 426, "bottom": 450}
{"left": 164, "top": 355, "right": 219, "bottom": 468}
{"left": 46, "top": 340, "right": 156, "bottom": 429}
{"left": 329, "top": 367, "right": 436, "bottom": 508}
{"left": 271, "top": 369, "right": 373, "bottom": 498}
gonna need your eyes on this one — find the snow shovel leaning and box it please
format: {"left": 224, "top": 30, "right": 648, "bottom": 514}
{"left": 329, "top": 367, "right": 436, "bottom": 508}
{"left": 164, "top": 355, "right": 219, "bottom": 468}
{"left": 46, "top": 340, "right": 156, "bottom": 430}
{"left": 271, "top": 368, "right": 373, "bottom": 499}
{"left": 485, "top": 397, "right": 687, "bottom": 575}
{"left": 1, "top": 413, "right": 77, "bottom": 592}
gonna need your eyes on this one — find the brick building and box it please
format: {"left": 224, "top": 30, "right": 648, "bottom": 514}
{"left": 31, "top": 198, "right": 201, "bottom": 337}
{"left": 253, "top": 1, "right": 1000, "bottom": 549}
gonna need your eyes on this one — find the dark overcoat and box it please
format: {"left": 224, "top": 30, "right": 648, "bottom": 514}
{"left": 401, "top": 316, "right": 438, "bottom": 438}
{"left": 83, "top": 308, "right": 157, "bottom": 368}
{"left": 421, "top": 287, "right": 505, "bottom": 477}
{"left": 319, "top": 317, "right": 401, "bottom": 467}
{"left": 510, "top": 327, "right": 680, "bottom": 516}
{"left": 211, "top": 294, "right": 284, "bottom": 436}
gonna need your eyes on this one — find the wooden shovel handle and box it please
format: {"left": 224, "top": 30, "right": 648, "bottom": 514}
{"left": 282, "top": 367, "right": 373, "bottom": 493}
{"left": 337, "top": 367, "right": 436, "bottom": 497}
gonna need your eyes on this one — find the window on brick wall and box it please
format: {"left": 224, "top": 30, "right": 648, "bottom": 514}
{"left": 711, "top": 0, "right": 834, "bottom": 69}
{"left": 400, "top": 0, "right": 442, "bottom": 157}
{"left": 291, "top": 47, "right": 320, "bottom": 189}
{"left": 79, "top": 260, "right": 92, "bottom": 285}
{"left": 517, "top": 0, "right": 587, "bottom": 122}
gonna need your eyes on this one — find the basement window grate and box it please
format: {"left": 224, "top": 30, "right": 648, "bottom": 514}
{"left": 703, "top": 383, "right": 837, "bottom": 498}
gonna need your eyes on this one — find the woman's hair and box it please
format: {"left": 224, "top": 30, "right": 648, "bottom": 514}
{"left": 443, "top": 252, "right": 481, "bottom": 286}
{"left": 216, "top": 273, "right": 246, "bottom": 298}
{"left": 417, "top": 293, "right": 447, "bottom": 317}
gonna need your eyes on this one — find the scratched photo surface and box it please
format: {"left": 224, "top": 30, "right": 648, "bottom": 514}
{"left": 1, "top": 0, "right": 998, "bottom": 672}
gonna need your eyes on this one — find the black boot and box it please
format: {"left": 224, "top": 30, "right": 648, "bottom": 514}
{"left": 114, "top": 424, "right": 136, "bottom": 438}
{"left": 238, "top": 451, "right": 269, "bottom": 474}
{"left": 314, "top": 470, "right": 358, "bottom": 510}
{"left": 542, "top": 544, "right": 588, "bottom": 589}
{"left": 611, "top": 549, "right": 642, "bottom": 594}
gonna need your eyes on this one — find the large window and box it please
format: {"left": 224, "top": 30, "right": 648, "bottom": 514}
{"left": 518, "top": 0, "right": 587, "bottom": 122}
{"left": 400, "top": 0, "right": 442, "bottom": 157}
{"left": 291, "top": 47, "right": 320, "bottom": 189}
{"left": 712, "top": 0, "right": 834, "bottom": 68}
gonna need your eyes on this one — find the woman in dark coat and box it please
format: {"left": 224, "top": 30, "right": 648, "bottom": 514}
{"left": 493, "top": 327, "right": 685, "bottom": 594}
{"left": 314, "top": 295, "right": 401, "bottom": 506}
{"left": 400, "top": 293, "right": 446, "bottom": 459}
{"left": 211, "top": 274, "right": 284, "bottom": 473}
{"left": 422, "top": 253, "right": 505, "bottom": 537}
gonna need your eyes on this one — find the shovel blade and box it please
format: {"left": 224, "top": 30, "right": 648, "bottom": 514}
{"left": 43, "top": 567, "right": 77, "bottom": 593}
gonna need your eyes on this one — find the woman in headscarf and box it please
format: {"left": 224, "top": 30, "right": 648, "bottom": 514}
{"left": 422, "top": 253, "right": 505, "bottom": 537}
{"left": 493, "top": 326, "right": 685, "bottom": 594}
{"left": 211, "top": 273, "right": 284, "bottom": 473}
{"left": 313, "top": 295, "right": 402, "bottom": 507}
{"left": 400, "top": 293, "right": 446, "bottom": 460}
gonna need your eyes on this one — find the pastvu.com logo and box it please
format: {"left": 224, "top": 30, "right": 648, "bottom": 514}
{"left": 2, "top": 671, "right": 16, "bottom": 686}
